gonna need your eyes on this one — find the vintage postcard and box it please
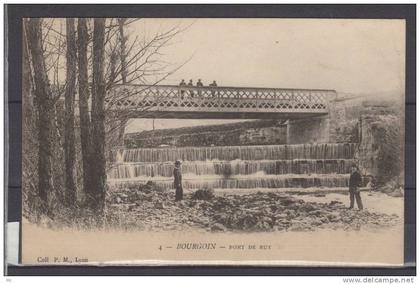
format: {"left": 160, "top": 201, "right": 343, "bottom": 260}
{"left": 21, "top": 18, "right": 405, "bottom": 266}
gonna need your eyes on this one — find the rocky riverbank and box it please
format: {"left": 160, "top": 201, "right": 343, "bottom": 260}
{"left": 105, "top": 184, "right": 402, "bottom": 232}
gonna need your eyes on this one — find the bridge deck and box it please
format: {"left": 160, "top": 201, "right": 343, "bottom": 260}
{"left": 107, "top": 84, "right": 336, "bottom": 119}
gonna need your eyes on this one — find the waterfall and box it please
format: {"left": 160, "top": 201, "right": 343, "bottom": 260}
{"left": 108, "top": 143, "right": 357, "bottom": 190}
{"left": 120, "top": 143, "right": 357, "bottom": 163}
{"left": 108, "top": 159, "right": 356, "bottom": 179}
{"left": 109, "top": 175, "right": 350, "bottom": 190}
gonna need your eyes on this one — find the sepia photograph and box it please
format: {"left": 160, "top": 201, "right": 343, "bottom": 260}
{"left": 20, "top": 17, "right": 406, "bottom": 266}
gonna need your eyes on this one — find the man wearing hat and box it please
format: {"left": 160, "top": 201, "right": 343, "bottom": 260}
{"left": 187, "top": 79, "right": 194, "bottom": 98}
{"left": 173, "top": 160, "right": 183, "bottom": 201}
{"left": 349, "top": 163, "right": 363, "bottom": 210}
{"left": 196, "top": 79, "right": 203, "bottom": 96}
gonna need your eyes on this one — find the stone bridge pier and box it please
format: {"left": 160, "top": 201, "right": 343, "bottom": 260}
{"left": 286, "top": 98, "right": 344, "bottom": 144}
{"left": 286, "top": 115, "right": 331, "bottom": 144}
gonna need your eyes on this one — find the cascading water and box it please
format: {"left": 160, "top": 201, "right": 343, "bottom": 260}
{"left": 108, "top": 159, "right": 356, "bottom": 179}
{"left": 110, "top": 175, "right": 350, "bottom": 191}
{"left": 120, "top": 143, "right": 357, "bottom": 163}
{"left": 108, "top": 143, "right": 357, "bottom": 190}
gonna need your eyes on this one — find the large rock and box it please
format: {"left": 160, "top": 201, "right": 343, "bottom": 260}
{"left": 389, "top": 187, "right": 404, "bottom": 197}
{"left": 154, "top": 202, "right": 165, "bottom": 209}
{"left": 211, "top": 223, "right": 227, "bottom": 232}
{"left": 327, "top": 212, "right": 341, "bottom": 222}
{"left": 301, "top": 203, "right": 317, "bottom": 212}
{"left": 275, "top": 213, "right": 288, "bottom": 219}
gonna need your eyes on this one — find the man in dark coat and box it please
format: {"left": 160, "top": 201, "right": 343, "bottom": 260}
{"left": 349, "top": 164, "right": 363, "bottom": 210}
{"left": 196, "top": 79, "right": 203, "bottom": 96}
{"left": 179, "top": 79, "right": 186, "bottom": 99}
{"left": 173, "top": 160, "right": 183, "bottom": 201}
{"left": 187, "top": 79, "right": 194, "bottom": 97}
{"left": 209, "top": 80, "right": 218, "bottom": 97}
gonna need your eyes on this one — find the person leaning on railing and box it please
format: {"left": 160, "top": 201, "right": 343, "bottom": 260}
{"left": 209, "top": 80, "right": 218, "bottom": 97}
{"left": 196, "top": 79, "right": 203, "bottom": 96}
{"left": 178, "top": 79, "right": 186, "bottom": 99}
{"left": 187, "top": 79, "right": 194, "bottom": 97}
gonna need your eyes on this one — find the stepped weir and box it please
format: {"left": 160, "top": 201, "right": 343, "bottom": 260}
{"left": 108, "top": 143, "right": 357, "bottom": 190}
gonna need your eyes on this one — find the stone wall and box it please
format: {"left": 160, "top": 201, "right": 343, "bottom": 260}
{"left": 286, "top": 97, "right": 364, "bottom": 145}
{"left": 125, "top": 120, "right": 287, "bottom": 148}
{"left": 326, "top": 97, "right": 404, "bottom": 184}
{"left": 240, "top": 126, "right": 287, "bottom": 145}
{"left": 355, "top": 102, "right": 404, "bottom": 186}
{"left": 328, "top": 98, "right": 364, "bottom": 143}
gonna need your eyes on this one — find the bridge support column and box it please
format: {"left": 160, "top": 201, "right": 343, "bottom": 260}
{"left": 286, "top": 115, "right": 331, "bottom": 144}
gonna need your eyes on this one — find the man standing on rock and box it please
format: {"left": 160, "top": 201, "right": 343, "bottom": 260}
{"left": 174, "top": 160, "right": 183, "bottom": 201}
{"left": 349, "top": 163, "right": 363, "bottom": 210}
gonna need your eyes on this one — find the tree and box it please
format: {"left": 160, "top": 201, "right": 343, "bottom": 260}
{"left": 77, "top": 18, "right": 94, "bottom": 204}
{"left": 90, "top": 18, "right": 107, "bottom": 211}
{"left": 38, "top": 19, "right": 67, "bottom": 205}
{"left": 26, "top": 18, "right": 55, "bottom": 211}
{"left": 118, "top": 18, "right": 128, "bottom": 84}
{"left": 22, "top": 19, "right": 39, "bottom": 217}
{"left": 116, "top": 18, "right": 129, "bottom": 142}
{"left": 64, "top": 18, "right": 77, "bottom": 205}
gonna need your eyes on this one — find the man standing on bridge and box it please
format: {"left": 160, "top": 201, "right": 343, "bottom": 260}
{"left": 179, "top": 79, "right": 186, "bottom": 99}
{"left": 349, "top": 163, "right": 363, "bottom": 210}
{"left": 209, "top": 80, "right": 218, "bottom": 97}
{"left": 187, "top": 79, "right": 194, "bottom": 97}
{"left": 196, "top": 79, "right": 203, "bottom": 96}
{"left": 174, "top": 160, "right": 183, "bottom": 201}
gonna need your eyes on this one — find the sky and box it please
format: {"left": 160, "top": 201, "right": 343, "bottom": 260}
{"left": 119, "top": 19, "right": 405, "bottom": 133}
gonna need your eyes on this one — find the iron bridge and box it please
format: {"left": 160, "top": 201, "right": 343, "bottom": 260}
{"left": 106, "top": 84, "right": 337, "bottom": 119}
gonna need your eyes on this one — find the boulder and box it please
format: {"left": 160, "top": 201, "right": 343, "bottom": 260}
{"left": 191, "top": 188, "right": 215, "bottom": 200}
{"left": 211, "top": 223, "right": 227, "bottom": 232}
{"left": 275, "top": 213, "right": 288, "bottom": 219}
{"left": 301, "top": 203, "right": 317, "bottom": 212}
{"left": 389, "top": 187, "right": 404, "bottom": 197}
{"left": 327, "top": 212, "right": 341, "bottom": 222}
{"left": 310, "top": 219, "right": 323, "bottom": 226}
{"left": 154, "top": 202, "right": 165, "bottom": 209}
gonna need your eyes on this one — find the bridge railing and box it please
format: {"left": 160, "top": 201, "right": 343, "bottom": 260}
{"left": 106, "top": 84, "right": 336, "bottom": 113}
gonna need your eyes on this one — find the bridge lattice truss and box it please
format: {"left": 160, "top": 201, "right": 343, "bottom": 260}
{"left": 106, "top": 85, "right": 335, "bottom": 115}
